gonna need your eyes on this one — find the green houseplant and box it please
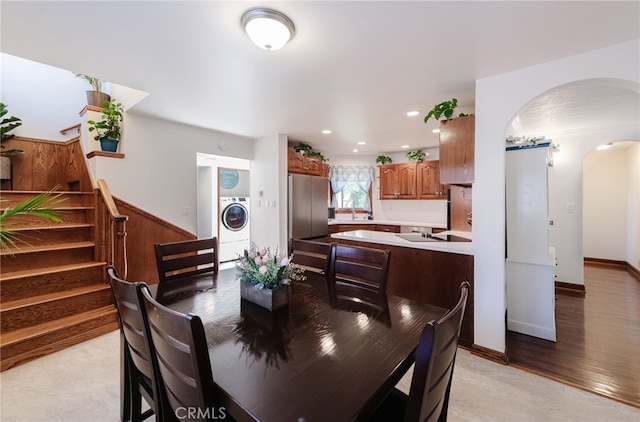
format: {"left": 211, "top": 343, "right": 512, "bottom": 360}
{"left": 376, "top": 155, "right": 392, "bottom": 165}
{"left": 423, "top": 98, "right": 468, "bottom": 124}
{"left": 87, "top": 99, "right": 123, "bottom": 152}
{"left": 1, "top": 103, "right": 24, "bottom": 184}
{"left": 405, "top": 150, "right": 426, "bottom": 162}
{"left": 0, "top": 187, "right": 64, "bottom": 250}
{"left": 74, "top": 73, "right": 111, "bottom": 107}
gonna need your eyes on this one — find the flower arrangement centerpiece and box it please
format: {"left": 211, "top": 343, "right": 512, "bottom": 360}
{"left": 236, "top": 243, "right": 305, "bottom": 310}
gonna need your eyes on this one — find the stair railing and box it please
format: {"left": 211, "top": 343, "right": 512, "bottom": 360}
{"left": 97, "top": 179, "right": 129, "bottom": 278}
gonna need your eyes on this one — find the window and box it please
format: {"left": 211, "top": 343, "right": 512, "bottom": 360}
{"left": 328, "top": 166, "right": 375, "bottom": 212}
{"left": 331, "top": 182, "right": 371, "bottom": 209}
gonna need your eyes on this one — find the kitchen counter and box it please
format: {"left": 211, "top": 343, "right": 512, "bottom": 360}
{"left": 331, "top": 229, "right": 473, "bottom": 256}
{"left": 328, "top": 219, "right": 447, "bottom": 229}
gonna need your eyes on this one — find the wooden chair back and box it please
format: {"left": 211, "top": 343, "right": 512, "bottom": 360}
{"left": 406, "top": 281, "right": 470, "bottom": 422}
{"left": 140, "top": 285, "right": 219, "bottom": 421}
{"left": 154, "top": 237, "right": 218, "bottom": 300}
{"left": 289, "top": 239, "right": 334, "bottom": 287}
{"left": 106, "top": 265, "right": 165, "bottom": 422}
{"left": 329, "top": 244, "right": 391, "bottom": 295}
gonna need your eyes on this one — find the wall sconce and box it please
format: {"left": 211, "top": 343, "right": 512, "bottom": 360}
{"left": 241, "top": 8, "right": 295, "bottom": 51}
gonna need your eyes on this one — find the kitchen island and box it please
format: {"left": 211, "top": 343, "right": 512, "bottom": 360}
{"left": 331, "top": 229, "right": 474, "bottom": 346}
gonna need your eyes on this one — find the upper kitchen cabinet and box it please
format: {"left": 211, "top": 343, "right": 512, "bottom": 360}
{"left": 288, "top": 149, "right": 322, "bottom": 176}
{"left": 416, "top": 160, "right": 445, "bottom": 199}
{"left": 379, "top": 163, "right": 417, "bottom": 199}
{"left": 439, "top": 115, "right": 474, "bottom": 185}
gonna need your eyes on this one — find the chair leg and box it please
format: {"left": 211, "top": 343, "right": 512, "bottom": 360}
{"left": 121, "top": 334, "right": 132, "bottom": 422}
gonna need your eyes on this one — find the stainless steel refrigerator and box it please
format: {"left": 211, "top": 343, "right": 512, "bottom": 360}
{"left": 288, "top": 174, "right": 328, "bottom": 240}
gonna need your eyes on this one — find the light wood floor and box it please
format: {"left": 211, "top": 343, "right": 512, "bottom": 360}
{"left": 507, "top": 262, "right": 640, "bottom": 408}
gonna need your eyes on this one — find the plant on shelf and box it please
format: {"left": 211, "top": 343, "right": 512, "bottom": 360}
{"left": 293, "top": 142, "right": 313, "bottom": 155}
{"left": 74, "top": 73, "right": 111, "bottom": 107}
{"left": 0, "top": 186, "right": 65, "bottom": 250}
{"left": 307, "top": 150, "right": 329, "bottom": 162}
{"left": 1, "top": 103, "right": 23, "bottom": 155}
{"left": 423, "top": 98, "right": 468, "bottom": 124}
{"left": 236, "top": 243, "right": 306, "bottom": 290}
{"left": 405, "top": 149, "right": 426, "bottom": 162}
{"left": 376, "top": 155, "right": 392, "bottom": 165}
{"left": 87, "top": 99, "right": 123, "bottom": 152}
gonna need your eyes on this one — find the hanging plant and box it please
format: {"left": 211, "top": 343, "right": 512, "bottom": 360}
{"left": 423, "top": 98, "right": 468, "bottom": 124}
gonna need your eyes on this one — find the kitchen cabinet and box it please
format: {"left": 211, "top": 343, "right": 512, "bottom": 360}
{"left": 416, "top": 160, "right": 445, "bottom": 199}
{"left": 288, "top": 149, "right": 322, "bottom": 176}
{"left": 321, "top": 163, "right": 329, "bottom": 177}
{"left": 328, "top": 223, "right": 401, "bottom": 234}
{"left": 375, "top": 224, "right": 401, "bottom": 233}
{"left": 439, "top": 115, "right": 474, "bottom": 185}
{"left": 379, "top": 163, "right": 417, "bottom": 199}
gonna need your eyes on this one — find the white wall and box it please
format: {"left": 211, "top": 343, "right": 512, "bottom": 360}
{"left": 475, "top": 39, "right": 639, "bottom": 353}
{"left": 583, "top": 145, "right": 631, "bottom": 261}
{"left": 250, "top": 134, "right": 288, "bottom": 254}
{"left": 1, "top": 53, "right": 87, "bottom": 140}
{"left": 328, "top": 147, "right": 447, "bottom": 226}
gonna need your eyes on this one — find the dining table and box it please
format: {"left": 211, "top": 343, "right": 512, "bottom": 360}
{"left": 159, "top": 268, "right": 447, "bottom": 422}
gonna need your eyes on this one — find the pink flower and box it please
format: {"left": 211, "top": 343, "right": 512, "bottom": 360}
{"left": 259, "top": 266, "right": 268, "bottom": 274}
{"left": 280, "top": 257, "right": 290, "bottom": 266}
{"left": 261, "top": 248, "right": 267, "bottom": 257}
{"left": 254, "top": 256, "right": 262, "bottom": 265}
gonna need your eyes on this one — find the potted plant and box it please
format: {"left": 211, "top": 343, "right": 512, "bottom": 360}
{"left": 87, "top": 99, "right": 123, "bottom": 152}
{"left": 293, "top": 142, "right": 313, "bottom": 155}
{"left": 235, "top": 243, "right": 306, "bottom": 311}
{"left": 74, "top": 73, "right": 111, "bottom": 107}
{"left": 376, "top": 155, "right": 392, "bottom": 165}
{"left": 405, "top": 150, "right": 426, "bottom": 162}
{"left": 423, "top": 98, "right": 468, "bottom": 124}
{"left": 1, "top": 103, "right": 24, "bottom": 185}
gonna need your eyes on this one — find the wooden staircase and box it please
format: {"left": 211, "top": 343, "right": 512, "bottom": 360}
{"left": 0, "top": 190, "right": 119, "bottom": 371}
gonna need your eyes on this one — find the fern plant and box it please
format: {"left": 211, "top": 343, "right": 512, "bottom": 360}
{"left": 0, "top": 187, "right": 65, "bottom": 250}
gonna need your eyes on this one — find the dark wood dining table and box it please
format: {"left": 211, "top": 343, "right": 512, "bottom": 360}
{"left": 160, "top": 269, "right": 447, "bottom": 422}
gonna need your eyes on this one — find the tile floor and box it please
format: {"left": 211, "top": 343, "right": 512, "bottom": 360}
{"left": 1, "top": 330, "right": 639, "bottom": 421}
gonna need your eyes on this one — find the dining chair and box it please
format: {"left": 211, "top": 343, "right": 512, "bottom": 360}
{"left": 327, "top": 243, "right": 391, "bottom": 303}
{"left": 154, "top": 237, "right": 218, "bottom": 301}
{"left": 370, "top": 281, "right": 470, "bottom": 422}
{"left": 140, "top": 284, "right": 229, "bottom": 422}
{"left": 106, "top": 265, "right": 167, "bottom": 422}
{"left": 289, "top": 239, "right": 335, "bottom": 291}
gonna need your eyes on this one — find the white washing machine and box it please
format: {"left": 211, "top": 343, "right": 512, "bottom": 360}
{"left": 219, "top": 197, "right": 250, "bottom": 262}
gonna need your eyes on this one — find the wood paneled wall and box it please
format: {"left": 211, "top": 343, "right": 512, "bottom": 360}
{"left": 113, "top": 198, "right": 195, "bottom": 284}
{"left": 2, "top": 136, "right": 93, "bottom": 192}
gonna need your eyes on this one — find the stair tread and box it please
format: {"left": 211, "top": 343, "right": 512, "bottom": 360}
{"left": 0, "top": 261, "right": 105, "bottom": 281}
{"left": 0, "top": 305, "right": 117, "bottom": 346}
{"left": 1, "top": 284, "right": 111, "bottom": 311}
{"left": 0, "top": 241, "right": 94, "bottom": 256}
{"left": 3, "top": 223, "right": 94, "bottom": 231}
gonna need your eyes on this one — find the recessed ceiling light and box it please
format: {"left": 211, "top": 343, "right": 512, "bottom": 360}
{"left": 357, "top": 141, "right": 366, "bottom": 145}
{"left": 406, "top": 110, "right": 420, "bottom": 117}
{"left": 322, "top": 129, "right": 332, "bottom": 134}
{"left": 401, "top": 145, "right": 410, "bottom": 149}
{"left": 596, "top": 143, "right": 612, "bottom": 151}
{"left": 353, "top": 149, "right": 358, "bottom": 153}
{"left": 432, "top": 129, "right": 440, "bottom": 133}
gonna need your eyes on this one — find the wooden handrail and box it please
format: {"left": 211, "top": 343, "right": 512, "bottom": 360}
{"left": 60, "top": 123, "right": 81, "bottom": 136}
{"left": 97, "top": 179, "right": 129, "bottom": 278}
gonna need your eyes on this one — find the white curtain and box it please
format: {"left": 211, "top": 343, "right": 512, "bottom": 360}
{"left": 328, "top": 165, "right": 375, "bottom": 211}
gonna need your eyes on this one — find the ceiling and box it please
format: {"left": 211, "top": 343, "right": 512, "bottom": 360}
{"left": 1, "top": 1, "right": 639, "bottom": 156}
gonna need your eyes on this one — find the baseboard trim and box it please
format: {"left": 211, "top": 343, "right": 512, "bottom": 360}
{"left": 584, "top": 257, "right": 640, "bottom": 282}
{"left": 555, "top": 281, "right": 586, "bottom": 298}
{"left": 470, "top": 344, "right": 508, "bottom": 365}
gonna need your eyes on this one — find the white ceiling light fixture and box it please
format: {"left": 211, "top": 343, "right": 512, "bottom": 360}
{"left": 322, "top": 129, "right": 332, "bottom": 134}
{"left": 596, "top": 143, "right": 612, "bottom": 151}
{"left": 241, "top": 8, "right": 295, "bottom": 51}
{"left": 406, "top": 110, "right": 420, "bottom": 117}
